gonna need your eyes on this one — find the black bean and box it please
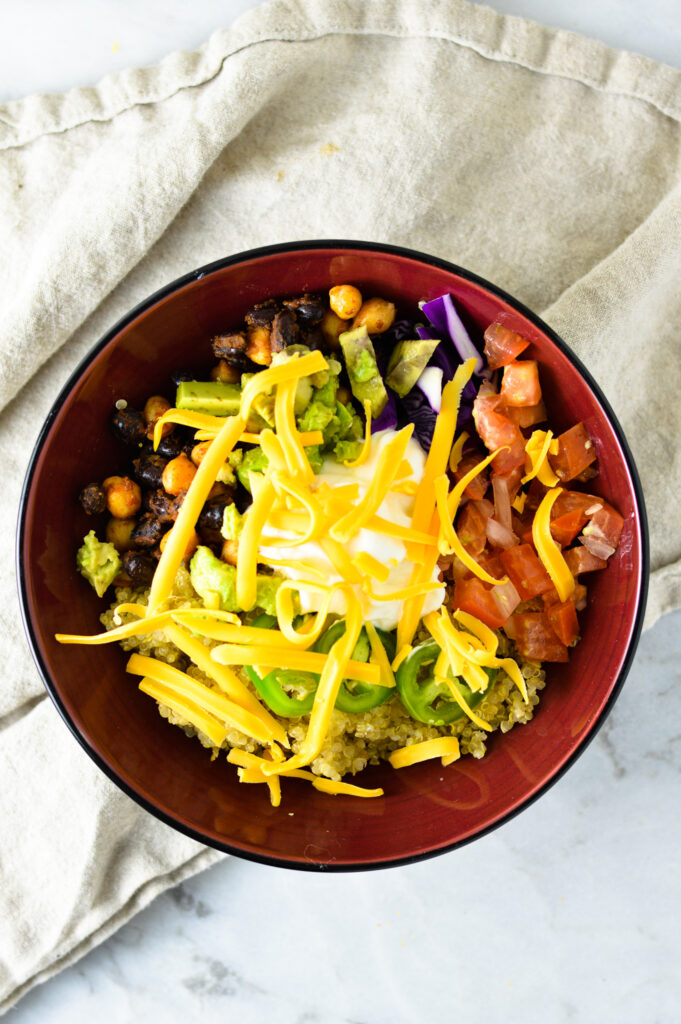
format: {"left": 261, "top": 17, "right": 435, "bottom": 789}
{"left": 302, "top": 325, "right": 324, "bottom": 351}
{"left": 156, "top": 433, "right": 183, "bottom": 460}
{"left": 112, "top": 408, "right": 146, "bottom": 445}
{"left": 79, "top": 483, "right": 106, "bottom": 515}
{"left": 122, "top": 550, "right": 157, "bottom": 585}
{"left": 271, "top": 309, "right": 299, "bottom": 353}
{"left": 284, "top": 294, "right": 324, "bottom": 325}
{"left": 198, "top": 496, "right": 233, "bottom": 545}
{"left": 212, "top": 332, "right": 248, "bottom": 363}
{"left": 130, "top": 513, "right": 165, "bottom": 549}
{"left": 245, "top": 300, "right": 279, "bottom": 329}
{"left": 143, "top": 489, "right": 180, "bottom": 524}
{"left": 132, "top": 453, "right": 168, "bottom": 490}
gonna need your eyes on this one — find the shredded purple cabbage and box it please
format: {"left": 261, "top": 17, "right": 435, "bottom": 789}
{"left": 399, "top": 386, "right": 438, "bottom": 453}
{"left": 421, "top": 294, "right": 485, "bottom": 374}
{"left": 364, "top": 298, "right": 487, "bottom": 451}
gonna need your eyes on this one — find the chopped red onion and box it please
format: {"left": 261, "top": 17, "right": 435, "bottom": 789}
{"left": 579, "top": 534, "right": 616, "bottom": 560}
{"left": 485, "top": 517, "right": 518, "bottom": 549}
{"left": 492, "top": 474, "right": 513, "bottom": 530}
{"left": 492, "top": 578, "right": 521, "bottom": 619}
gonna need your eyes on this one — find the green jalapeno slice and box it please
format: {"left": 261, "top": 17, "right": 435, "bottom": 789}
{"left": 242, "top": 614, "right": 317, "bottom": 718}
{"left": 313, "top": 620, "right": 396, "bottom": 713}
{"left": 395, "top": 639, "right": 496, "bottom": 725}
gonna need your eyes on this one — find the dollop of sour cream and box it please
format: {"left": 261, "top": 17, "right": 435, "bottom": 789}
{"left": 258, "top": 429, "right": 445, "bottom": 631}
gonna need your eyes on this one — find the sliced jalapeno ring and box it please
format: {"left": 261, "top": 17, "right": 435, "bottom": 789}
{"left": 243, "top": 614, "right": 317, "bottom": 718}
{"left": 314, "top": 620, "right": 396, "bottom": 714}
{"left": 395, "top": 639, "right": 497, "bottom": 725}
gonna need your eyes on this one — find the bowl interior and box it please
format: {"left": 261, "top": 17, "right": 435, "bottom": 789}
{"left": 19, "top": 244, "right": 646, "bottom": 868}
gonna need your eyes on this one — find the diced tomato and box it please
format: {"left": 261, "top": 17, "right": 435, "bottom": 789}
{"left": 551, "top": 491, "right": 601, "bottom": 517}
{"left": 511, "top": 612, "right": 569, "bottom": 662}
{"left": 456, "top": 502, "right": 489, "bottom": 557}
{"left": 473, "top": 395, "right": 527, "bottom": 476}
{"left": 543, "top": 582, "right": 587, "bottom": 609}
{"left": 550, "top": 509, "right": 587, "bottom": 546}
{"left": 516, "top": 515, "right": 535, "bottom": 547}
{"left": 586, "top": 506, "right": 624, "bottom": 550}
{"left": 548, "top": 423, "right": 597, "bottom": 482}
{"left": 564, "top": 546, "right": 608, "bottom": 575}
{"left": 500, "top": 361, "right": 542, "bottom": 407}
{"left": 500, "top": 543, "right": 554, "bottom": 599}
{"left": 476, "top": 551, "right": 505, "bottom": 580}
{"left": 452, "top": 577, "right": 509, "bottom": 629}
{"left": 545, "top": 600, "right": 579, "bottom": 646}
{"left": 504, "top": 401, "right": 547, "bottom": 428}
{"left": 525, "top": 477, "right": 549, "bottom": 511}
{"left": 483, "top": 322, "right": 531, "bottom": 369}
{"left": 454, "top": 453, "right": 490, "bottom": 500}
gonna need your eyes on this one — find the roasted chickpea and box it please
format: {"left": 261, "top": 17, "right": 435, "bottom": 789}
{"left": 162, "top": 453, "right": 197, "bottom": 496}
{"left": 102, "top": 476, "right": 142, "bottom": 518}
{"left": 245, "top": 325, "right": 273, "bottom": 366}
{"left": 320, "top": 309, "right": 347, "bottom": 350}
{"left": 190, "top": 440, "right": 212, "bottom": 466}
{"left": 211, "top": 359, "right": 240, "bottom": 384}
{"left": 221, "top": 538, "right": 239, "bottom": 566}
{"left": 351, "top": 297, "right": 396, "bottom": 334}
{"left": 105, "top": 516, "right": 136, "bottom": 552}
{"left": 329, "top": 284, "right": 362, "bottom": 320}
{"left": 160, "top": 525, "right": 199, "bottom": 562}
{"left": 143, "top": 395, "right": 172, "bottom": 439}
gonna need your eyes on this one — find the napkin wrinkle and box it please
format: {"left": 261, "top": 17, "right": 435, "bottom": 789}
{"left": 3, "top": 0, "right": 681, "bottom": 1014}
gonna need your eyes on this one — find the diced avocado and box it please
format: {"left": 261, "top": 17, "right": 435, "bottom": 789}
{"left": 298, "top": 399, "right": 336, "bottom": 434}
{"left": 221, "top": 504, "right": 244, "bottom": 542}
{"left": 385, "top": 339, "right": 440, "bottom": 397}
{"left": 237, "top": 448, "right": 268, "bottom": 492}
{"left": 270, "top": 346, "right": 314, "bottom": 414}
{"left": 189, "top": 546, "right": 281, "bottom": 614}
{"left": 305, "top": 445, "right": 324, "bottom": 474}
{"left": 175, "top": 381, "right": 241, "bottom": 416}
{"left": 334, "top": 400, "right": 353, "bottom": 436}
{"left": 333, "top": 438, "right": 364, "bottom": 463}
{"left": 339, "top": 325, "right": 388, "bottom": 418}
{"left": 76, "top": 530, "right": 121, "bottom": 598}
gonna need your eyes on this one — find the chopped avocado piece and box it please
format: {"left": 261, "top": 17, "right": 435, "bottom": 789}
{"left": 339, "top": 325, "right": 388, "bottom": 418}
{"left": 271, "top": 346, "right": 314, "bottom": 414}
{"left": 298, "top": 399, "right": 336, "bottom": 434}
{"left": 385, "top": 339, "right": 440, "bottom": 397}
{"left": 189, "top": 546, "right": 281, "bottom": 614}
{"left": 333, "top": 438, "right": 364, "bottom": 463}
{"left": 175, "top": 381, "right": 241, "bottom": 416}
{"left": 333, "top": 400, "right": 354, "bottom": 437}
{"left": 305, "top": 445, "right": 324, "bottom": 474}
{"left": 221, "top": 504, "right": 244, "bottom": 542}
{"left": 76, "top": 530, "right": 121, "bottom": 598}
{"left": 237, "top": 448, "right": 268, "bottom": 492}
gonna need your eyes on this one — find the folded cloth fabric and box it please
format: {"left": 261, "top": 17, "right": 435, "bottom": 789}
{"left": 2, "top": 0, "right": 681, "bottom": 1011}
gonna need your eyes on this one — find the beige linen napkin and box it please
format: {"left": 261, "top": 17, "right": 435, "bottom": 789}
{"left": 2, "top": 0, "right": 681, "bottom": 1011}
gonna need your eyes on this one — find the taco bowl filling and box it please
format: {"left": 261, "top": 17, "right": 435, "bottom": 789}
{"left": 57, "top": 285, "right": 624, "bottom": 805}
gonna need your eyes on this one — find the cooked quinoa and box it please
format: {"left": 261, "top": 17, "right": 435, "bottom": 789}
{"left": 103, "top": 576, "right": 546, "bottom": 782}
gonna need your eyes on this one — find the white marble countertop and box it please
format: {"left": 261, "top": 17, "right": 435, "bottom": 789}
{"left": 4, "top": 2, "right": 681, "bottom": 1021}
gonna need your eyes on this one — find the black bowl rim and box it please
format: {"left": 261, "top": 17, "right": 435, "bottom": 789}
{"left": 16, "top": 239, "right": 649, "bottom": 873}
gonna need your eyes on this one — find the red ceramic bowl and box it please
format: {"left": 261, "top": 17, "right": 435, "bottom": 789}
{"left": 17, "top": 241, "right": 648, "bottom": 870}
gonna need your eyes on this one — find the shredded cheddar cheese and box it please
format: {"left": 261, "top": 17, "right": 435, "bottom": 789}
{"left": 533, "top": 487, "right": 576, "bottom": 602}
{"left": 522, "top": 429, "right": 559, "bottom": 486}
{"left": 389, "top": 736, "right": 461, "bottom": 768}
